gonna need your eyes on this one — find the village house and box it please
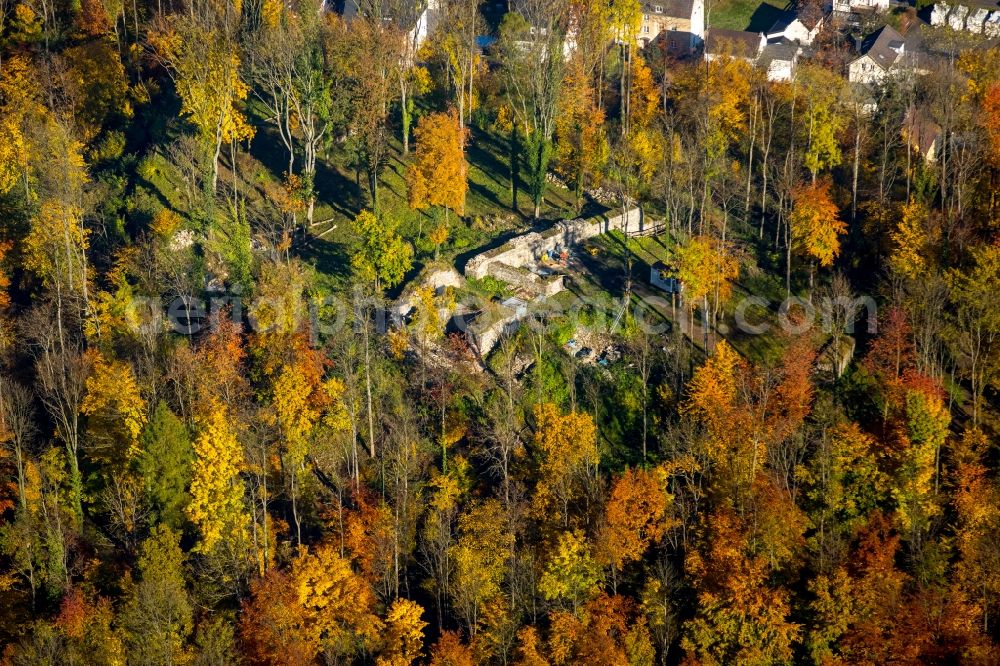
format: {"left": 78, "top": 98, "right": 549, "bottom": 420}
{"left": 764, "top": 9, "right": 824, "bottom": 45}
{"left": 931, "top": 0, "right": 1000, "bottom": 36}
{"left": 331, "top": 0, "right": 440, "bottom": 53}
{"left": 758, "top": 39, "right": 801, "bottom": 81}
{"left": 638, "top": 0, "right": 706, "bottom": 54}
{"left": 703, "top": 29, "right": 801, "bottom": 82}
{"left": 703, "top": 28, "right": 766, "bottom": 62}
{"left": 847, "top": 24, "right": 922, "bottom": 84}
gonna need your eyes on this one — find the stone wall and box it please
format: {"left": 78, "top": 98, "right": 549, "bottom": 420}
{"left": 393, "top": 266, "right": 464, "bottom": 320}
{"left": 486, "top": 262, "right": 564, "bottom": 298}
{"left": 932, "top": 2, "right": 1000, "bottom": 36}
{"left": 464, "top": 207, "right": 645, "bottom": 279}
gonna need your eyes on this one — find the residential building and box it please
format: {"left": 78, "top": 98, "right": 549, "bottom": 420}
{"left": 638, "top": 0, "right": 706, "bottom": 54}
{"left": 704, "top": 29, "right": 801, "bottom": 82}
{"left": 759, "top": 39, "right": 801, "bottom": 81}
{"left": 331, "top": 0, "right": 440, "bottom": 53}
{"left": 903, "top": 106, "right": 942, "bottom": 162}
{"left": 847, "top": 24, "right": 921, "bottom": 84}
{"left": 931, "top": 1, "right": 1000, "bottom": 35}
{"left": 703, "top": 28, "right": 766, "bottom": 62}
{"left": 765, "top": 10, "right": 825, "bottom": 45}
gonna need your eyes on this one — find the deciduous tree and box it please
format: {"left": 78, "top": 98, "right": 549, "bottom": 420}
{"left": 596, "top": 466, "right": 672, "bottom": 572}
{"left": 377, "top": 598, "right": 428, "bottom": 666}
{"left": 408, "top": 108, "right": 468, "bottom": 218}
{"left": 351, "top": 209, "right": 414, "bottom": 293}
{"left": 946, "top": 243, "right": 1000, "bottom": 425}
{"left": 531, "top": 403, "right": 598, "bottom": 526}
{"left": 187, "top": 397, "right": 249, "bottom": 556}
{"left": 539, "top": 529, "right": 603, "bottom": 613}
{"left": 496, "top": 4, "right": 568, "bottom": 219}
{"left": 149, "top": 17, "right": 254, "bottom": 193}
{"left": 789, "top": 181, "right": 846, "bottom": 294}
{"left": 120, "top": 525, "right": 193, "bottom": 665}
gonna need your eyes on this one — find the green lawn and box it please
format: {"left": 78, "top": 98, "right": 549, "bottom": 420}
{"left": 708, "top": 0, "right": 778, "bottom": 31}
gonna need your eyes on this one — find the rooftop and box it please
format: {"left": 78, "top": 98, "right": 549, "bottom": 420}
{"left": 704, "top": 28, "right": 764, "bottom": 56}
{"left": 642, "top": 0, "right": 696, "bottom": 19}
{"left": 857, "top": 24, "right": 907, "bottom": 70}
{"left": 759, "top": 38, "right": 800, "bottom": 65}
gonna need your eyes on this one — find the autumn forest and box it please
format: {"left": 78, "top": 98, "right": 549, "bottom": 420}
{"left": 0, "top": 0, "right": 999, "bottom": 664}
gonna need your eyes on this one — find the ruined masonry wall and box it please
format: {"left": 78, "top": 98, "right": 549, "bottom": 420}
{"left": 463, "top": 208, "right": 644, "bottom": 279}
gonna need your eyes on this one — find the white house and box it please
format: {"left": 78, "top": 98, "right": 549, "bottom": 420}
{"left": 967, "top": 7, "right": 991, "bottom": 31}
{"left": 333, "top": 0, "right": 439, "bottom": 53}
{"left": 987, "top": 13, "right": 1000, "bottom": 36}
{"left": 847, "top": 25, "right": 915, "bottom": 84}
{"left": 931, "top": 2, "right": 950, "bottom": 24}
{"left": 704, "top": 30, "right": 801, "bottom": 82}
{"left": 949, "top": 5, "right": 970, "bottom": 30}
{"left": 765, "top": 10, "right": 824, "bottom": 45}
{"left": 759, "top": 39, "right": 801, "bottom": 82}
{"left": 933, "top": 2, "right": 1000, "bottom": 35}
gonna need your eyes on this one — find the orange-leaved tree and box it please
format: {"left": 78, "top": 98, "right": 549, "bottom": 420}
{"left": 407, "top": 108, "right": 468, "bottom": 231}
{"left": 789, "top": 180, "right": 846, "bottom": 296}
{"left": 596, "top": 466, "right": 673, "bottom": 575}
{"left": 240, "top": 542, "right": 381, "bottom": 664}
{"left": 681, "top": 508, "right": 800, "bottom": 665}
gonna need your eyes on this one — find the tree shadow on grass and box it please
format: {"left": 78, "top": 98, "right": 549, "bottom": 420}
{"left": 249, "top": 126, "right": 366, "bottom": 221}
{"left": 299, "top": 234, "right": 353, "bottom": 286}
{"left": 468, "top": 180, "right": 506, "bottom": 214}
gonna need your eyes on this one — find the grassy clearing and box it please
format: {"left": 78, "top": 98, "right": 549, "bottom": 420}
{"left": 708, "top": 0, "right": 777, "bottom": 31}
{"left": 137, "top": 103, "right": 792, "bottom": 367}
{"left": 292, "top": 126, "right": 582, "bottom": 291}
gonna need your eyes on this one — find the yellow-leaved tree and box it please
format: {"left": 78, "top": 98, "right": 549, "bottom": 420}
{"left": 889, "top": 201, "right": 935, "bottom": 280}
{"left": 292, "top": 542, "right": 382, "bottom": 656}
{"left": 269, "top": 360, "right": 322, "bottom": 546}
{"left": 555, "top": 50, "right": 609, "bottom": 210}
{"left": 539, "top": 529, "right": 603, "bottom": 613}
{"left": 675, "top": 235, "right": 740, "bottom": 348}
{"left": 377, "top": 598, "right": 428, "bottom": 666}
{"left": 149, "top": 17, "right": 254, "bottom": 193}
{"left": 80, "top": 351, "right": 147, "bottom": 459}
{"left": 681, "top": 338, "right": 741, "bottom": 435}
{"left": 449, "top": 499, "right": 514, "bottom": 635}
{"left": 797, "top": 64, "right": 846, "bottom": 183}
{"left": 0, "top": 56, "right": 36, "bottom": 198}
{"left": 187, "top": 397, "right": 249, "bottom": 555}
{"left": 407, "top": 108, "right": 469, "bottom": 224}
{"left": 531, "top": 403, "right": 599, "bottom": 527}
